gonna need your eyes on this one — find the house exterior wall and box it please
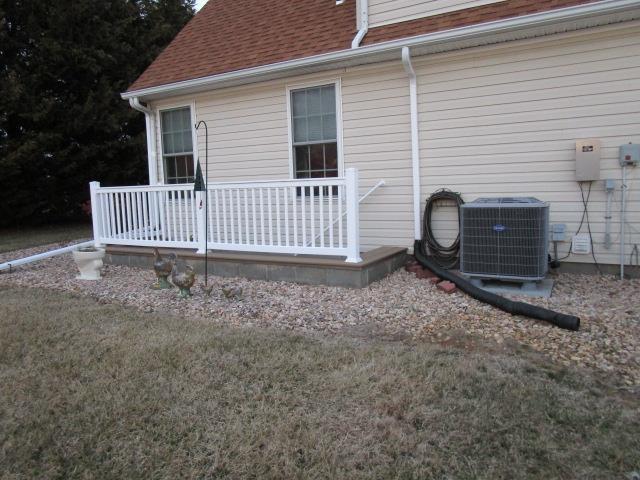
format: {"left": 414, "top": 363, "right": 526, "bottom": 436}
{"left": 368, "top": 0, "right": 506, "bottom": 28}
{"left": 414, "top": 22, "right": 640, "bottom": 266}
{"left": 149, "top": 21, "right": 640, "bottom": 264}
{"left": 151, "top": 66, "right": 414, "bottom": 252}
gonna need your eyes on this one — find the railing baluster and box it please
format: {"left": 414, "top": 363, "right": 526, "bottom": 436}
{"left": 338, "top": 185, "right": 343, "bottom": 248}
{"left": 259, "top": 188, "right": 265, "bottom": 245}
{"left": 141, "top": 192, "right": 148, "bottom": 240}
{"left": 251, "top": 189, "right": 257, "bottom": 245}
{"left": 236, "top": 188, "right": 243, "bottom": 244}
{"left": 214, "top": 190, "right": 220, "bottom": 244}
{"left": 170, "top": 190, "right": 177, "bottom": 242}
{"left": 190, "top": 190, "right": 196, "bottom": 242}
{"left": 319, "top": 186, "right": 324, "bottom": 248}
{"left": 292, "top": 186, "right": 298, "bottom": 246}
{"left": 134, "top": 192, "right": 141, "bottom": 240}
{"left": 276, "top": 187, "right": 281, "bottom": 246}
{"left": 310, "top": 186, "right": 315, "bottom": 247}
{"left": 267, "top": 188, "right": 273, "bottom": 246}
{"left": 178, "top": 190, "right": 185, "bottom": 242}
{"left": 114, "top": 193, "right": 121, "bottom": 238}
{"left": 328, "top": 186, "right": 334, "bottom": 248}
{"left": 301, "top": 186, "right": 306, "bottom": 246}
{"left": 99, "top": 194, "right": 108, "bottom": 240}
{"left": 222, "top": 188, "right": 228, "bottom": 243}
{"left": 229, "top": 188, "right": 236, "bottom": 243}
{"left": 126, "top": 192, "right": 133, "bottom": 240}
{"left": 284, "top": 187, "right": 289, "bottom": 247}
{"left": 244, "top": 189, "right": 249, "bottom": 246}
{"left": 207, "top": 190, "right": 214, "bottom": 245}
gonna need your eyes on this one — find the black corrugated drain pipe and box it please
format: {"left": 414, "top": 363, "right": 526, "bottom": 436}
{"left": 413, "top": 240, "right": 580, "bottom": 331}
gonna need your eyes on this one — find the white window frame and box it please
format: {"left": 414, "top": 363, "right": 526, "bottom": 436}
{"left": 155, "top": 100, "right": 198, "bottom": 185}
{"left": 285, "top": 78, "right": 344, "bottom": 180}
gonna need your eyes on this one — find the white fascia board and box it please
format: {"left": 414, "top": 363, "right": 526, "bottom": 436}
{"left": 122, "top": 0, "right": 640, "bottom": 101}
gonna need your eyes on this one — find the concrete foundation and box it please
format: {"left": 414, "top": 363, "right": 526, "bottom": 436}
{"left": 104, "top": 246, "right": 408, "bottom": 288}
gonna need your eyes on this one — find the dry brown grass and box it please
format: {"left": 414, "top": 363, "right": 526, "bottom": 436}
{"left": 0, "top": 286, "right": 638, "bottom": 479}
{"left": 0, "top": 223, "right": 92, "bottom": 254}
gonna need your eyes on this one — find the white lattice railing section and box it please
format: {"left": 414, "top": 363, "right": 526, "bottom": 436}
{"left": 90, "top": 168, "right": 362, "bottom": 263}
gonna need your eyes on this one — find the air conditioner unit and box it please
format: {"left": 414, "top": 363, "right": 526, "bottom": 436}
{"left": 460, "top": 197, "right": 549, "bottom": 281}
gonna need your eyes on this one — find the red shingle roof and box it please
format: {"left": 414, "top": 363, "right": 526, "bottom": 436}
{"left": 127, "top": 0, "right": 598, "bottom": 93}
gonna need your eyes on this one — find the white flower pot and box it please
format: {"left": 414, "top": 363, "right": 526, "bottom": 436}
{"left": 72, "top": 247, "right": 106, "bottom": 280}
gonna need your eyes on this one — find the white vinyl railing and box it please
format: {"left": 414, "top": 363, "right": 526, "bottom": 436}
{"left": 90, "top": 168, "right": 362, "bottom": 262}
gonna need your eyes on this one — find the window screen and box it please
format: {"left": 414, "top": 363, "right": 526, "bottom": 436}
{"left": 161, "top": 107, "right": 195, "bottom": 184}
{"left": 291, "top": 85, "right": 338, "bottom": 183}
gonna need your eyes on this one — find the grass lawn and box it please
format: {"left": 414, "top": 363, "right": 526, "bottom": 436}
{"left": 0, "top": 223, "right": 92, "bottom": 254}
{"left": 0, "top": 286, "right": 638, "bottom": 479}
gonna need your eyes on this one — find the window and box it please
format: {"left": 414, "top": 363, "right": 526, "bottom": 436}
{"left": 160, "top": 107, "right": 195, "bottom": 184}
{"left": 291, "top": 85, "right": 338, "bottom": 184}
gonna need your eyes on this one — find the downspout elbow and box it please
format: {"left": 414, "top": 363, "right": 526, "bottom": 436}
{"left": 351, "top": 28, "right": 368, "bottom": 48}
{"left": 129, "top": 97, "right": 152, "bottom": 115}
{"left": 351, "top": 0, "right": 368, "bottom": 48}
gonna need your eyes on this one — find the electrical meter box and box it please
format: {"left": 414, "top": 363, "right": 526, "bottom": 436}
{"left": 619, "top": 143, "right": 640, "bottom": 166}
{"left": 575, "top": 139, "right": 601, "bottom": 181}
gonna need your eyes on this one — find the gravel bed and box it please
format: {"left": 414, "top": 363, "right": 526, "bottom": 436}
{"left": 1, "top": 242, "right": 639, "bottom": 387}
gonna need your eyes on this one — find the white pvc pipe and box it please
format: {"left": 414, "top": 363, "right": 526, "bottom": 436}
{"left": 0, "top": 240, "right": 95, "bottom": 273}
{"left": 620, "top": 165, "right": 627, "bottom": 279}
{"left": 401, "top": 46, "right": 422, "bottom": 241}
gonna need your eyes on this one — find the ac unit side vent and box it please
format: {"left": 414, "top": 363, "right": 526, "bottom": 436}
{"left": 460, "top": 197, "right": 549, "bottom": 281}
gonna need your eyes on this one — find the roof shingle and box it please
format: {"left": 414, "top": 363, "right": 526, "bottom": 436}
{"left": 127, "top": 0, "right": 598, "bottom": 93}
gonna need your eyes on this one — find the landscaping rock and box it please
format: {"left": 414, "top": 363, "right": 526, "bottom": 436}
{"left": 1, "top": 241, "right": 639, "bottom": 388}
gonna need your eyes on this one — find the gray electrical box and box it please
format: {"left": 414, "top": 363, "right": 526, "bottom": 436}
{"left": 619, "top": 143, "right": 640, "bottom": 166}
{"left": 575, "top": 139, "right": 601, "bottom": 181}
{"left": 551, "top": 223, "right": 566, "bottom": 242}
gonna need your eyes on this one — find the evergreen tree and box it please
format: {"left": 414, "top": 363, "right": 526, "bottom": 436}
{"left": 0, "top": 0, "right": 195, "bottom": 227}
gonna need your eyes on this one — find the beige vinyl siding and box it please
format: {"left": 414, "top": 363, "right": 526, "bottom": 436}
{"left": 415, "top": 23, "right": 640, "bottom": 266}
{"left": 368, "top": 0, "right": 506, "bottom": 28}
{"left": 341, "top": 63, "right": 414, "bottom": 250}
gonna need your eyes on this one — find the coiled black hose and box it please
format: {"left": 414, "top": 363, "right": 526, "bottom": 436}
{"left": 414, "top": 192, "right": 580, "bottom": 331}
{"left": 421, "top": 189, "right": 464, "bottom": 269}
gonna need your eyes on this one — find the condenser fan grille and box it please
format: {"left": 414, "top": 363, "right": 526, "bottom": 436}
{"left": 460, "top": 198, "right": 549, "bottom": 281}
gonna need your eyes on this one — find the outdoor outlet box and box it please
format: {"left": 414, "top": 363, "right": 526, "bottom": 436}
{"left": 551, "top": 223, "right": 566, "bottom": 242}
{"left": 575, "top": 139, "right": 601, "bottom": 181}
{"left": 572, "top": 234, "right": 592, "bottom": 255}
{"left": 605, "top": 178, "right": 615, "bottom": 192}
{"left": 619, "top": 143, "right": 640, "bottom": 166}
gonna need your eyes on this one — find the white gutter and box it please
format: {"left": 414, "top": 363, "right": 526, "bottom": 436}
{"left": 122, "top": 0, "right": 640, "bottom": 100}
{"left": 401, "top": 47, "right": 422, "bottom": 241}
{"left": 352, "top": 0, "right": 369, "bottom": 48}
{"left": 129, "top": 97, "right": 159, "bottom": 185}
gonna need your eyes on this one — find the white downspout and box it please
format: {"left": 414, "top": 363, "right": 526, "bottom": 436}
{"left": 402, "top": 47, "right": 422, "bottom": 241}
{"left": 129, "top": 97, "right": 159, "bottom": 185}
{"left": 351, "top": 0, "right": 369, "bottom": 48}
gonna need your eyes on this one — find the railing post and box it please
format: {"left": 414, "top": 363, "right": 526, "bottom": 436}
{"left": 195, "top": 189, "right": 207, "bottom": 253}
{"left": 344, "top": 168, "right": 362, "bottom": 263}
{"left": 89, "top": 181, "right": 103, "bottom": 247}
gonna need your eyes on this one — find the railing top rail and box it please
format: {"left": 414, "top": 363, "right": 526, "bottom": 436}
{"left": 96, "top": 176, "right": 347, "bottom": 193}
{"left": 96, "top": 184, "right": 195, "bottom": 193}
